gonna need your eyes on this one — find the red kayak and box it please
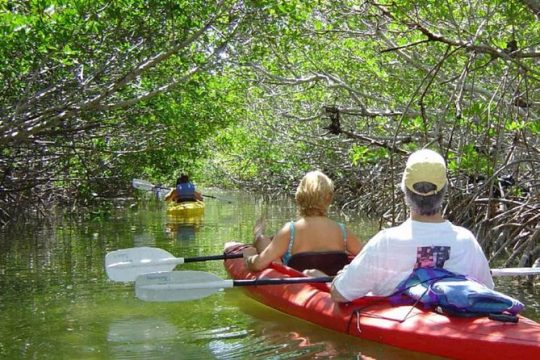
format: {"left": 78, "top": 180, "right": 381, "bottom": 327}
{"left": 223, "top": 243, "right": 540, "bottom": 359}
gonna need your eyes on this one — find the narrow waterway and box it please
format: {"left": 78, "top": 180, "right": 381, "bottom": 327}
{"left": 0, "top": 191, "right": 538, "bottom": 359}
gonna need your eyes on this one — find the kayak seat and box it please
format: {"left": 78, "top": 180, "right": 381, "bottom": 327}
{"left": 287, "top": 251, "right": 349, "bottom": 276}
{"left": 176, "top": 199, "right": 197, "bottom": 203}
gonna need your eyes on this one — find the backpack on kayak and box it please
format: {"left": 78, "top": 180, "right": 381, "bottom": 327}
{"left": 390, "top": 267, "right": 524, "bottom": 319}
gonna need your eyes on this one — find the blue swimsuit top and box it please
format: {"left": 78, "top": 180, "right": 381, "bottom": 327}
{"left": 281, "top": 221, "right": 347, "bottom": 265}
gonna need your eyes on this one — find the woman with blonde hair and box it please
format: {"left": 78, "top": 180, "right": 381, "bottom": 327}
{"left": 242, "top": 170, "right": 362, "bottom": 276}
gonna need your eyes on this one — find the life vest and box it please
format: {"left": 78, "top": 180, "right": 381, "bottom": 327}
{"left": 390, "top": 267, "right": 524, "bottom": 318}
{"left": 176, "top": 183, "right": 196, "bottom": 202}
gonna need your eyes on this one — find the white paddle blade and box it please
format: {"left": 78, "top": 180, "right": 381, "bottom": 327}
{"left": 135, "top": 271, "right": 234, "bottom": 302}
{"left": 105, "top": 247, "right": 182, "bottom": 282}
{"left": 492, "top": 267, "right": 540, "bottom": 277}
{"left": 156, "top": 188, "right": 169, "bottom": 200}
{"left": 132, "top": 179, "right": 155, "bottom": 191}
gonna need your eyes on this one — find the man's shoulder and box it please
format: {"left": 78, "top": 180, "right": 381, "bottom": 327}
{"left": 365, "top": 226, "right": 395, "bottom": 247}
{"left": 383, "top": 219, "right": 413, "bottom": 234}
{"left": 446, "top": 221, "right": 475, "bottom": 237}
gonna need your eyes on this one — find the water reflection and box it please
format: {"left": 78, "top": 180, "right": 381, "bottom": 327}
{"left": 1, "top": 190, "right": 539, "bottom": 360}
{"left": 107, "top": 317, "right": 177, "bottom": 349}
{"left": 107, "top": 317, "right": 214, "bottom": 359}
{"left": 165, "top": 215, "right": 202, "bottom": 243}
{"left": 132, "top": 233, "right": 155, "bottom": 247}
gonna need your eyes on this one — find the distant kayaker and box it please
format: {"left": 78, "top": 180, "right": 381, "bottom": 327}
{"left": 164, "top": 174, "right": 203, "bottom": 203}
{"left": 329, "top": 149, "right": 494, "bottom": 302}
{"left": 242, "top": 170, "right": 363, "bottom": 276}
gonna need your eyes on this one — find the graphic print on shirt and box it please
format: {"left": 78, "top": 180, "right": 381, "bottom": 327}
{"left": 415, "top": 246, "right": 450, "bottom": 269}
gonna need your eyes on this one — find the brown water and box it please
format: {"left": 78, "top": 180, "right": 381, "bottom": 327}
{"left": 0, "top": 190, "right": 538, "bottom": 359}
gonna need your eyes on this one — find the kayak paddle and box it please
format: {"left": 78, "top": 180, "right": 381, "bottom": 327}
{"left": 491, "top": 267, "right": 540, "bottom": 276}
{"left": 202, "top": 194, "right": 232, "bottom": 203}
{"left": 133, "top": 266, "right": 540, "bottom": 302}
{"left": 107, "top": 245, "right": 540, "bottom": 283}
{"left": 132, "top": 178, "right": 232, "bottom": 203}
{"left": 135, "top": 270, "right": 334, "bottom": 302}
{"left": 105, "top": 247, "right": 243, "bottom": 282}
{"left": 132, "top": 178, "right": 170, "bottom": 192}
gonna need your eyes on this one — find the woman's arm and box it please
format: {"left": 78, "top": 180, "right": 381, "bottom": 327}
{"left": 243, "top": 223, "right": 290, "bottom": 271}
{"left": 346, "top": 229, "right": 363, "bottom": 255}
{"left": 164, "top": 189, "right": 176, "bottom": 202}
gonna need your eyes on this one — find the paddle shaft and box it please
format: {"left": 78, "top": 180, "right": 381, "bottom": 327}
{"left": 491, "top": 267, "right": 540, "bottom": 276}
{"left": 184, "top": 253, "right": 243, "bottom": 263}
{"left": 139, "top": 270, "right": 540, "bottom": 290}
{"left": 108, "top": 252, "right": 243, "bottom": 269}
{"left": 136, "top": 272, "right": 334, "bottom": 294}
{"left": 134, "top": 265, "right": 540, "bottom": 303}
{"left": 202, "top": 194, "right": 232, "bottom": 203}
{"left": 132, "top": 179, "right": 169, "bottom": 191}
{"left": 225, "top": 270, "right": 539, "bottom": 285}
{"left": 232, "top": 276, "right": 334, "bottom": 286}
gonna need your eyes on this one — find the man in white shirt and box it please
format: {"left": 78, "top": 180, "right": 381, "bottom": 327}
{"left": 331, "top": 149, "right": 494, "bottom": 302}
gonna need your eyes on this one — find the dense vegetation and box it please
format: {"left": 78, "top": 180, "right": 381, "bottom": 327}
{"left": 1, "top": 1, "right": 539, "bottom": 267}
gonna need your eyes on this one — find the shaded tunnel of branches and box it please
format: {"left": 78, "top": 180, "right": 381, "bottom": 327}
{"left": 1, "top": 1, "right": 540, "bottom": 275}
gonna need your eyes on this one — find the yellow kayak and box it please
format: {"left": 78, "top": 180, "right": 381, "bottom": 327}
{"left": 166, "top": 201, "right": 205, "bottom": 217}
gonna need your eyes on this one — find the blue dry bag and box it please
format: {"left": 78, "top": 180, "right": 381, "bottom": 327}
{"left": 391, "top": 267, "right": 524, "bottom": 318}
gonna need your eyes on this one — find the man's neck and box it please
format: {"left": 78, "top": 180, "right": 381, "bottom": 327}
{"left": 410, "top": 212, "right": 445, "bottom": 223}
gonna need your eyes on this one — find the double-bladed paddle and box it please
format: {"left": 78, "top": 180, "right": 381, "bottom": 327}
{"left": 105, "top": 247, "right": 243, "bottom": 282}
{"left": 135, "top": 270, "right": 334, "bottom": 302}
{"left": 107, "top": 246, "right": 540, "bottom": 283}
{"left": 131, "top": 178, "right": 231, "bottom": 202}
{"left": 134, "top": 267, "right": 540, "bottom": 302}
{"left": 135, "top": 268, "right": 540, "bottom": 302}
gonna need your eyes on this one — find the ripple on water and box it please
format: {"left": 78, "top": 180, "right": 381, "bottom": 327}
{"left": 206, "top": 329, "right": 321, "bottom": 360}
{"left": 107, "top": 317, "right": 213, "bottom": 359}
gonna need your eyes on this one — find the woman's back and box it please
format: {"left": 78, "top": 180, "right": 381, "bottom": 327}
{"left": 289, "top": 217, "right": 347, "bottom": 253}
